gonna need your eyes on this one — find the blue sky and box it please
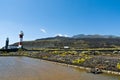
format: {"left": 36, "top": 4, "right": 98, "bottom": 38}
{"left": 0, "top": 0, "right": 120, "bottom": 47}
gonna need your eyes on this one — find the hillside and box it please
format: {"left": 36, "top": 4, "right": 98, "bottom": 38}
{"left": 12, "top": 35, "right": 120, "bottom": 49}
{"left": 72, "top": 34, "right": 119, "bottom": 38}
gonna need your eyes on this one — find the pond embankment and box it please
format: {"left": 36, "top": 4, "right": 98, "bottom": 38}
{"left": 29, "top": 50, "right": 120, "bottom": 75}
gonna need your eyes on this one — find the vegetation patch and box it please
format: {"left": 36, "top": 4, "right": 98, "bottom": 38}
{"left": 117, "top": 63, "right": 120, "bottom": 70}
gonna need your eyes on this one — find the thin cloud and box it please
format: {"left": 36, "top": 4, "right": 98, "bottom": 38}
{"left": 64, "top": 34, "right": 68, "bottom": 37}
{"left": 55, "top": 34, "right": 68, "bottom": 37}
{"left": 56, "top": 34, "right": 63, "bottom": 36}
{"left": 40, "top": 29, "right": 47, "bottom": 33}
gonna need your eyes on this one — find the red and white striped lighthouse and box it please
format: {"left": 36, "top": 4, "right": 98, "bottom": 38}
{"left": 18, "top": 31, "right": 24, "bottom": 48}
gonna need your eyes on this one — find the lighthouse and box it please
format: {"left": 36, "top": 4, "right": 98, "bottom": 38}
{"left": 18, "top": 31, "right": 24, "bottom": 48}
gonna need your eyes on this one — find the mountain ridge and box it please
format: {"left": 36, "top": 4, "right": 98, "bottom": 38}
{"left": 11, "top": 34, "right": 120, "bottom": 49}
{"left": 72, "top": 34, "right": 120, "bottom": 39}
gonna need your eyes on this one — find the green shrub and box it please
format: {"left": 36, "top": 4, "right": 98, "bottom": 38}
{"left": 117, "top": 63, "right": 120, "bottom": 69}
{"left": 72, "top": 58, "right": 85, "bottom": 64}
